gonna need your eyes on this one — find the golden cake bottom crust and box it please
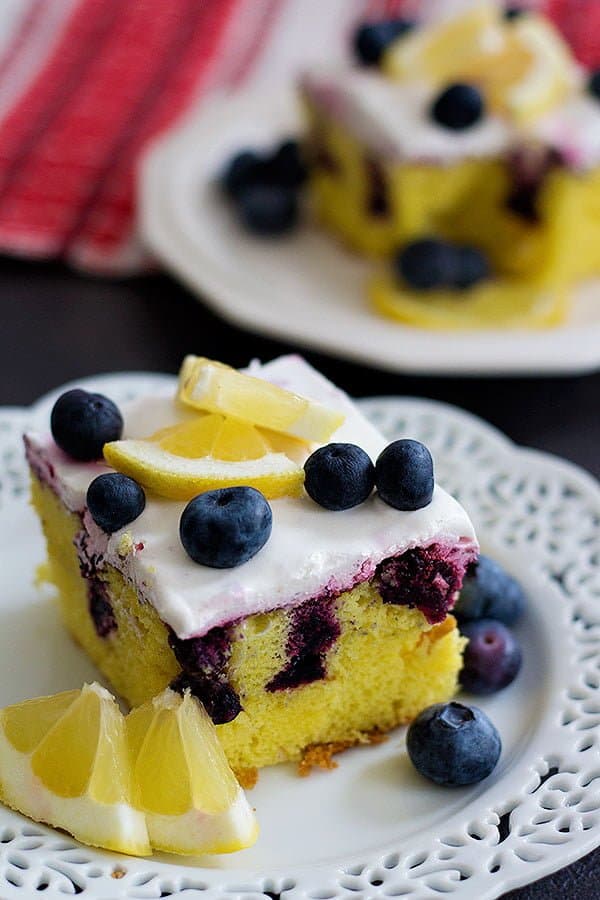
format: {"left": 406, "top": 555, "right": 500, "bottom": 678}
{"left": 31, "top": 475, "right": 467, "bottom": 772}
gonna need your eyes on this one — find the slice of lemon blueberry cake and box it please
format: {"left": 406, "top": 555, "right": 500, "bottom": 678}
{"left": 301, "top": 2, "right": 600, "bottom": 327}
{"left": 25, "top": 355, "right": 478, "bottom": 772}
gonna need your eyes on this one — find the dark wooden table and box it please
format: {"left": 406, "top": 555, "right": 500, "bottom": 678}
{"left": 2, "top": 256, "right": 599, "bottom": 898}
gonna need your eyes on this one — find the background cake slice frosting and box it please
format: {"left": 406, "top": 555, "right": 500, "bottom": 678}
{"left": 25, "top": 355, "right": 478, "bottom": 772}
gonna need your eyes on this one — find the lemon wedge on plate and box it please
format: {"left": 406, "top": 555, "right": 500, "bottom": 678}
{"left": 177, "top": 356, "right": 345, "bottom": 442}
{"left": 0, "top": 683, "right": 150, "bottom": 855}
{"left": 370, "top": 274, "right": 569, "bottom": 330}
{"left": 127, "top": 689, "right": 257, "bottom": 855}
{"left": 0, "top": 685, "right": 258, "bottom": 857}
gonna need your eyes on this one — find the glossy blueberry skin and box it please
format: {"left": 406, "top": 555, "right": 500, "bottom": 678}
{"left": 407, "top": 701, "right": 501, "bottom": 786}
{"left": 454, "top": 555, "right": 526, "bottom": 625}
{"left": 455, "top": 246, "right": 491, "bottom": 289}
{"left": 588, "top": 70, "right": 600, "bottom": 101}
{"left": 221, "top": 150, "right": 264, "bottom": 198}
{"left": 461, "top": 619, "right": 522, "bottom": 694}
{"left": 304, "top": 443, "right": 375, "bottom": 510}
{"left": 50, "top": 389, "right": 123, "bottom": 461}
{"left": 353, "top": 18, "right": 415, "bottom": 66}
{"left": 395, "top": 238, "right": 459, "bottom": 291}
{"left": 180, "top": 486, "right": 272, "bottom": 568}
{"left": 375, "top": 439, "right": 434, "bottom": 511}
{"left": 270, "top": 139, "right": 307, "bottom": 188}
{"left": 431, "top": 83, "right": 485, "bottom": 130}
{"left": 87, "top": 473, "right": 146, "bottom": 534}
{"left": 237, "top": 184, "right": 298, "bottom": 235}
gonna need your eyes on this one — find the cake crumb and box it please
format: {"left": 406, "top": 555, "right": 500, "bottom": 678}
{"left": 111, "top": 868, "right": 126, "bottom": 879}
{"left": 298, "top": 730, "right": 388, "bottom": 776}
{"left": 236, "top": 767, "right": 259, "bottom": 790}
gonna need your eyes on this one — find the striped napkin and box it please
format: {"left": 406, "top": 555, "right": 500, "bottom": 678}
{"left": 0, "top": 0, "right": 587, "bottom": 275}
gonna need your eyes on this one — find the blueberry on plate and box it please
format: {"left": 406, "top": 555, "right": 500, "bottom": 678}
{"left": 353, "top": 18, "right": 416, "bottom": 66}
{"left": 51, "top": 389, "right": 123, "bottom": 461}
{"left": 304, "top": 443, "right": 375, "bottom": 510}
{"left": 269, "top": 139, "right": 307, "bottom": 188}
{"left": 454, "top": 245, "right": 491, "bottom": 289}
{"left": 588, "top": 70, "right": 600, "bottom": 101}
{"left": 407, "top": 701, "right": 501, "bottom": 786}
{"left": 460, "top": 619, "right": 522, "bottom": 694}
{"left": 375, "top": 439, "right": 434, "bottom": 511}
{"left": 180, "top": 486, "right": 272, "bottom": 568}
{"left": 454, "top": 554, "right": 526, "bottom": 625}
{"left": 431, "top": 83, "right": 485, "bottom": 130}
{"left": 221, "top": 150, "right": 264, "bottom": 198}
{"left": 237, "top": 183, "right": 299, "bottom": 235}
{"left": 87, "top": 473, "right": 146, "bottom": 534}
{"left": 394, "top": 237, "right": 458, "bottom": 291}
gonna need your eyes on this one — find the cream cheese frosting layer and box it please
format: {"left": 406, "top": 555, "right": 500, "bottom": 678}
{"left": 25, "top": 356, "right": 477, "bottom": 640}
{"left": 303, "top": 68, "right": 600, "bottom": 172}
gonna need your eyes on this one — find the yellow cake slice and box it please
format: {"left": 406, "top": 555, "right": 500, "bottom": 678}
{"left": 301, "top": 4, "right": 600, "bottom": 325}
{"left": 25, "top": 356, "right": 478, "bottom": 772}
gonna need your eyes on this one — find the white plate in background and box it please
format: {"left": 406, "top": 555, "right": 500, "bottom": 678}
{"left": 140, "top": 89, "right": 600, "bottom": 376}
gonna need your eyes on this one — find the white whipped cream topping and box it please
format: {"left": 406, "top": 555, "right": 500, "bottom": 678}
{"left": 303, "top": 67, "right": 600, "bottom": 171}
{"left": 26, "top": 356, "right": 477, "bottom": 640}
{"left": 303, "top": 70, "right": 514, "bottom": 163}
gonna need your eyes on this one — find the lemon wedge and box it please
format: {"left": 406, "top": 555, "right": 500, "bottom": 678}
{"left": 370, "top": 273, "right": 569, "bottom": 330}
{"left": 382, "top": 4, "right": 504, "bottom": 84}
{"left": 502, "top": 16, "right": 579, "bottom": 122}
{"left": 0, "top": 685, "right": 258, "bottom": 857}
{"left": 0, "top": 684, "right": 150, "bottom": 856}
{"left": 177, "top": 356, "right": 345, "bottom": 442}
{"left": 127, "top": 689, "right": 257, "bottom": 855}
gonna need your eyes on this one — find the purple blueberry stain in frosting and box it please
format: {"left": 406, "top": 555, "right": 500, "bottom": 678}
{"left": 376, "top": 544, "right": 472, "bottom": 624}
{"left": 168, "top": 625, "right": 242, "bottom": 725}
{"left": 267, "top": 596, "right": 341, "bottom": 692}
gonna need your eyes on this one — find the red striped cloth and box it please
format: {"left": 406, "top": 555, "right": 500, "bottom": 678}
{"left": 0, "top": 0, "right": 590, "bottom": 275}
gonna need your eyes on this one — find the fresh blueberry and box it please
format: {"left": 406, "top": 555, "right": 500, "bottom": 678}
{"left": 269, "top": 139, "right": 307, "bottom": 188}
{"left": 394, "top": 238, "right": 459, "bottom": 291}
{"left": 454, "top": 555, "right": 526, "bottom": 625}
{"left": 86, "top": 473, "right": 146, "bottom": 534}
{"left": 221, "top": 150, "right": 264, "bottom": 198}
{"left": 407, "top": 701, "right": 501, "bottom": 786}
{"left": 180, "top": 486, "right": 272, "bottom": 568}
{"left": 353, "top": 18, "right": 416, "bottom": 66}
{"left": 375, "top": 439, "right": 434, "bottom": 511}
{"left": 304, "top": 443, "right": 375, "bottom": 510}
{"left": 588, "top": 70, "right": 600, "bottom": 101}
{"left": 431, "top": 83, "right": 485, "bottom": 130}
{"left": 237, "top": 183, "right": 298, "bottom": 235}
{"left": 503, "top": 5, "right": 526, "bottom": 20}
{"left": 460, "top": 619, "right": 522, "bottom": 694}
{"left": 454, "top": 245, "right": 491, "bottom": 289}
{"left": 50, "top": 389, "right": 123, "bottom": 461}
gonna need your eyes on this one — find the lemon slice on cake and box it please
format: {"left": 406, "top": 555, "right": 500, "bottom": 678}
{"left": 177, "top": 356, "right": 345, "bottom": 442}
{"left": 382, "top": 5, "right": 503, "bottom": 83}
{"left": 127, "top": 688, "right": 257, "bottom": 855}
{"left": 0, "top": 683, "right": 150, "bottom": 855}
{"left": 501, "top": 16, "right": 579, "bottom": 122}
{"left": 104, "top": 356, "right": 345, "bottom": 500}
{"left": 104, "top": 414, "right": 306, "bottom": 500}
